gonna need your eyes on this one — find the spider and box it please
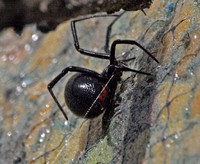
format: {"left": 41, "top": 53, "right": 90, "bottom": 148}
{"left": 47, "top": 13, "right": 159, "bottom": 121}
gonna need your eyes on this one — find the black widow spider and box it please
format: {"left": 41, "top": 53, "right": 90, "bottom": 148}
{"left": 47, "top": 13, "right": 159, "bottom": 121}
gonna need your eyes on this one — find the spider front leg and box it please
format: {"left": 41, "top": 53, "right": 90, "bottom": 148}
{"left": 71, "top": 13, "right": 124, "bottom": 60}
{"left": 71, "top": 16, "right": 109, "bottom": 59}
{"left": 48, "top": 66, "right": 103, "bottom": 120}
{"left": 110, "top": 39, "right": 159, "bottom": 65}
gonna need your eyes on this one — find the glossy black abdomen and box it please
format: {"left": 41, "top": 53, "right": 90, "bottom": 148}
{"left": 64, "top": 73, "right": 111, "bottom": 118}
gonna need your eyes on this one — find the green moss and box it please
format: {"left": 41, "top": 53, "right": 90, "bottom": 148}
{"left": 85, "top": 137, "right": 112, "bottom": 164}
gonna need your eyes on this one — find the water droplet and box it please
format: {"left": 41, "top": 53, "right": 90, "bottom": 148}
{"left": 46, "top": 129, "right": 50, "bottom": 133}
{"left": 185, "top": 107, "right": 188, "bottom": 111}
{"left": 121, "top": 52, "right": 126, "bottom": 56}
{"left": 41, "top": 133, "right": 45, "bottom": 138}
{"left": 166, "top": 144, "right": 170, "bottom": 148}
{"left": 64, "top": 121, "right": 68, "bottom": 126}
{"left": 194, "top": 34, "right": 197, "bottom": 39}
{"left": 21, "top": 81, "right": 27, "bottom": 88}
{"left": 174, "top": 134, "right": 178, "bottom": 139}
{"left": 39, "top": 138, "right": 43, "bottom": 143}
{"left": 16, "top": 86, "right": 23, "bottom": 93}
{"left": 25, "top": 44, "right": 31, "bottom": 52}
{"left": 32, "top": 34, "right": 39, "bottom": 41}
{"left": 7, "top": 131, "right": 12, "bottom": 136}
{"left": 45, "top": 104, "right": 50, "bottom": 108}
{"left": 174, "top": 72, "right": 179, "bottom": 80}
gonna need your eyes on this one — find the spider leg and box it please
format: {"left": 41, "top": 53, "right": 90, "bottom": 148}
{"left": 48, "top": 66, "right": 103, "bottom": 120}
{"left": 110, "top": 39, "right": 159, "bottom": 65}
{"left": 71, "top": 14, "right": 121, "bottom": 59}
